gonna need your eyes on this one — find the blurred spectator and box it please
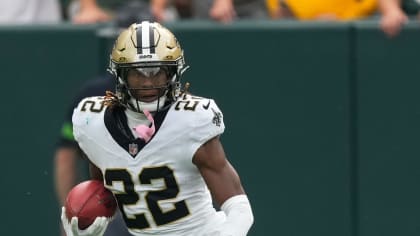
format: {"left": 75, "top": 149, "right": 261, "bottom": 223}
{"left": 66, "top": 0, "right": 179, "bottom": 26}
{"left": 173, "top": 0, "right": 193, "bottom": 19}
{"left": 68, "top": 0, "right": 267, "bottom": 25}
{"left": 266, "top": 0, "right": 281, "bottom": 19}
{"left": 191, "top": 0, "right": 268, "bottom": 23}
{"left": 0, "top": 0, "right": 62, "bottom": 24}
{"left": 68, "top": 0, "right": 114, "bottom": 23}
{"left": 267, "top": 0, "right": 377, "bottom": 21}
{"left": 379, "top": 0, "right": 416, "bottom": 37}
{"left": 54, "top": 74, "right": 132, "bottom": 236}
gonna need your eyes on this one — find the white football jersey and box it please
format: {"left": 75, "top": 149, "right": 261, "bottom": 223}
{"left": 72, "top": 94, "right": 225, "bottom": 236}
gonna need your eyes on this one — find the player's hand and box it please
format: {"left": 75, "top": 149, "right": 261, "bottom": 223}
{"left": 151, "top": 2, "right": 167, "bottom": 22}
{"left": 209, "top": 0, "right": 236, "bottom": 23}
{"left": 72, "top": 6, "right": 112, "bottom": 24}
{"left": 61, "top": 207, "right": 110, "bottom": 236}
{"left": 380, "top": 8, "right": 408, "bottom": 37}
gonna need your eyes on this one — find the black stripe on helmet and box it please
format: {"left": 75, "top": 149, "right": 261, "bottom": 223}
{"left": 149, "top": 25, "right": 155, "bottom": 54}
{"left": 136, "top": 25, "right": 142, "bottom": 54}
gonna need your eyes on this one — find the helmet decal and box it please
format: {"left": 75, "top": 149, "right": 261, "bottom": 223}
{"left": 136, "top": 21, "right": 156, "bottom": 55}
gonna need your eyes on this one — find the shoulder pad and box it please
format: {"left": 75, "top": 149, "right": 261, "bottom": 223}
{"left": 171, "top": 94, "right": 225, "bottom": 142}
{"left": 72, "top": 96, "right": 107, "bottom": 140}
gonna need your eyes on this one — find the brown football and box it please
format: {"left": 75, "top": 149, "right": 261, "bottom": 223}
{"left": 65, "top": 180, "right": 117, "bottom": 229}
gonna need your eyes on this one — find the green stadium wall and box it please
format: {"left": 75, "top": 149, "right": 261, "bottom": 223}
{"left": 0, "top": 21, "right": 418, "bottom": 236}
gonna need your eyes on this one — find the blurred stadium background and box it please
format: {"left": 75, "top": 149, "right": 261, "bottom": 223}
{"left": 1, "top": 20, "right": 420, "bottom": 236}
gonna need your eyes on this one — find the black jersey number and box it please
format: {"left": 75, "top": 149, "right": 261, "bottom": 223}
{"left": 174, "top": 96, "right": 205, "bottom": 111}
{"left": 80, "top": 100, "right": 105, "bottom": 113}
{"left": 104, "top": 167, "right": 190, "bottom": 230}
{"left": 174, "top": 100, "right": 199, "bottom": 111}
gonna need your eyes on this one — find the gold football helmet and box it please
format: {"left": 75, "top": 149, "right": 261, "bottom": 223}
{"left": 109, "top": 21, "right": 188, "bottom": 112}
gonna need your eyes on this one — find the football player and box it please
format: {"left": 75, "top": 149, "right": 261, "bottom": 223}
{"left": 61, "top": 21, "right": 253, "bottom": 236}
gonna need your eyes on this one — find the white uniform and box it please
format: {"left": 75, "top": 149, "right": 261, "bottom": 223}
{"left": 72, "top": 94, "right": 225, "bottom": 236}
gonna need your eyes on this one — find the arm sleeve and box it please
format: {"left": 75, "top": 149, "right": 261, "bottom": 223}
{"left": 220, "top": 194, "right": 254, "bottom": 236}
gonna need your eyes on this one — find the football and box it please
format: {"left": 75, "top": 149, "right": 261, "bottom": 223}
{"left": 65, "top": 180, "right": 117, "bottom": 230}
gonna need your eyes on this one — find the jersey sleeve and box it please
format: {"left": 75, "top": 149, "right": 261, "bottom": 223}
{"left": 72, "top": 96, "right": 106, "bottom": 154}
{"left": 72, "top": 97, "right": 88, "bottom": 147}
{"left": 187, "top": 98, "right": 225, "bottom": 154}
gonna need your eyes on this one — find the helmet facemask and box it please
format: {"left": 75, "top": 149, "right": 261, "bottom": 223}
{"left": 123, "top": 66, "right": 176, "bottom": 112}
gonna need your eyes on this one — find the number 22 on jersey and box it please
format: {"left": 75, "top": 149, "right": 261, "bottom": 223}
{"left": 105, "top": 166, "right": 190, "bottom": 230}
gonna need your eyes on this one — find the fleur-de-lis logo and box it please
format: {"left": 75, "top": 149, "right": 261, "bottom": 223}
{"left": 211, "top": 108, "right": 222, "bottom": 127}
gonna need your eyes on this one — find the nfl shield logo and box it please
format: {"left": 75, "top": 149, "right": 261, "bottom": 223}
{"left": 129, "top": 143, "right": 138, "bottom": 156}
